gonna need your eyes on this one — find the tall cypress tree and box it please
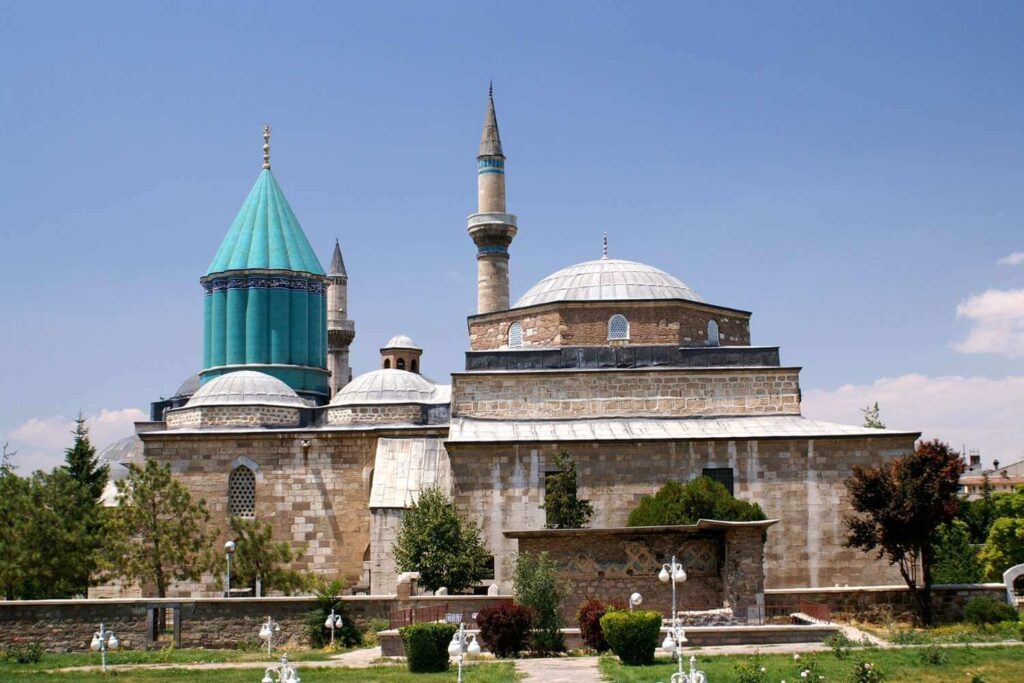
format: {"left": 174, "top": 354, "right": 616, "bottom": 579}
{"left": 64, "top": 414, "right": 109, "bottom": 502}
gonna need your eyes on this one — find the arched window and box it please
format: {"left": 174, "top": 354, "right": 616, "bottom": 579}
{"left": 228, "top": 465, "right": 256, "bottom": 519}
{"left": 383, "top": 359, "right": 391, "bottom": 369}
{"left": 411, "top": 359, "right": 418, "bottom": 373}
{"left": 397, "top": 358, "right": 406, "bottom": 370}
{"left": 707, "top": 319, "right": 720, "bottom": 347}
{"left": 508, "top": 322, "right": 523, "bottom": 348}
{"left": 608, "top": 314, "right": 629, "bottom": 340}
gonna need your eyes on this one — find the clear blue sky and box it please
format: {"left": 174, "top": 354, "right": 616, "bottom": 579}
{"left": 1, "top": 1, "right": 1022, "bottom": 467}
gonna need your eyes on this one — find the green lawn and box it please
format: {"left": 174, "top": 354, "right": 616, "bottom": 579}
{"left": 0, "top": 648, "right": 336, "bottom": 674}
{"left": 0, "top": 662, "right": 519, "bottom": 682}
{"left": 600, "top": 645, "right": 1024, "bottom": 682}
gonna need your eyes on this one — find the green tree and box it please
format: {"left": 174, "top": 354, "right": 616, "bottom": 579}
{"left": 101, "top": 460, "right": 214, "bottom": 597}
{"left": 626, "top": 476, "right": 766, "bottom": 527}
{"left": 393, "top": 487, "right": 489, "bottom": 593}
{"left": 1, "top": 442, "right": 17, "bottom": 473}
{"left": 862, "top": 402, "right": 886, "bottom": 429}
{"left": 541, "top": 448, "right": 594, "bottom": 529}
{"left": 979, "top": 517, "right": 1024, "bottom": 580}
{"left": 218, "top": 516, "right": 311, "bottom": 595}
{"left": 960, "top": 475, "right": 998, "bottom": 543}
{"left": 0, "top": 469, "right": 30, "bottom": 599}
{"left": 931, "top": 519, "right": 984, "bottom": 584}
{"left": 844, "top": 440, "right": 965, "bottom": 625}
{"left": 63, "top": 415, "right": 109, "bottom": 502}
{"left": 513, "top": 551, "right": 565, "bottom": 654}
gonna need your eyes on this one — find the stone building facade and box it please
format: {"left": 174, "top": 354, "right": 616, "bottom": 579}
{"left": 99, "top": 87, "right": 922, "bottom": 600}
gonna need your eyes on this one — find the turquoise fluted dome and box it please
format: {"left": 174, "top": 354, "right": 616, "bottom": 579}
{"left": 200, "top": 167, "right": 329, "bottom": 402}
{"left": 206, "top": 169, "right": 325, "bottom": 276}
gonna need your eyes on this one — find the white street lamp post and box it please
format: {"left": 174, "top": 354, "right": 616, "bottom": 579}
{"left": 259, "top": 616, "right": 280, "bottom": 656}
{"left": 89, "top": 622, "right": 119, "bottom": 672}
{"left": 224, "top": 540, "right": 237, "bottom": 598}
{"left": 658, "top": 555, "right": 706, "bottom": 683}
{"left": 629, "top": 591, "right": 643, "bottom": 611}
{"left": 447, "top": 622, "right": 481, "bottom": 683}
{"left": 324, "top": 609, "right": 344, "bottom": 646}
{"left": 260, "top": 653, "right": 301, "bottom": 683}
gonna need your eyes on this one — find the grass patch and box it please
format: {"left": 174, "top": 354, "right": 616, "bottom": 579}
{"left": 599, "top": 645, "right": 1024, "bottom": 682}
{"left": 0, "top": 648, "right": 339, "bottom": 674}
{"left": 0, "top": 662, "right": 518, "bottom": 682}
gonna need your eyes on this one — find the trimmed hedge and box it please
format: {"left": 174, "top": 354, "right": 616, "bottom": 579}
{"left": 399, "top": 622, "right": 458, "bottom": 673}
{"left": 964, "top": 596, "right": 1019, "bottom": 625}
{"left": 476, "top": 601, "right": 533, "bottom": 658}
{"left": 599, "top": 609, "right": 662, "bottom": 665}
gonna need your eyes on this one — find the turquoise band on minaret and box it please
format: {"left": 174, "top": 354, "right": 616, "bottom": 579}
{"left": 199, "top": 134, "right": 329, "bottom": 401}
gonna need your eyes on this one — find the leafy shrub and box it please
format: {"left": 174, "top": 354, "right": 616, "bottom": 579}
{"left": 303, "top": 579, "right": 360, "bottom": 649}
{"left": 476, "top": 602, "right": 533, "bottom": 658}
{"left": 918, "top": 644, "right": 947, "bottom": 665}
{"left": 599, "top": 609, "right": 661, "bottom": 666}
{"left": 850, "top": 660, "right": 886, "bottom": 682}
{"left": 513, "top": 552, "right": 565, "bottom": 654}
{"left": 400, "top": 623, "right": 457, "bottom": 673}
{"left": 968, "top": 673, "right": 988, "bottom": 683}
{"left": 825, "top": 630, "right": 854, "bottom": 659}
{"left": 576, "top": 598, "right": 624, "bottom": 652}
{"left": 1, "top": 640, "right": 43, "bottom": 664}
{"left": 792, "top": 653, "right": 824, "bottom": 681}
{"left": 360, "top": 618, "right": 390, "bottom": 648}
{"left": 734, "top": 654, "right": 768, "bottom": 683}
{"left": 627, "top": 476, "right": 766, "bottom": 526}
{"left": 964, "top": 597, "right": 1018, "bottom": 625}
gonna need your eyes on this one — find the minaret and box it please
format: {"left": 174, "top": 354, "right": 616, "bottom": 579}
{"left": 326, "top": 239, "right": 355, "bottom": 395}
{"left": 467, "top": 84, "right": 518, "bottom": 314}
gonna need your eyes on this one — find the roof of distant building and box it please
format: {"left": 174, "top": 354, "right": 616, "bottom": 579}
{"left": 185, "top": 370, "right": 307, "bottom": 408}
{"left": 514, "top": 257, "right": 703, "bottom": 309}
{"left": 206, "top": 169, "right": 325, "bottom": 276}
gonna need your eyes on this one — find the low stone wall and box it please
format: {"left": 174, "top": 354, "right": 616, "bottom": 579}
{"left": 766, "top": 584, "right": 1008, "bottom": 623}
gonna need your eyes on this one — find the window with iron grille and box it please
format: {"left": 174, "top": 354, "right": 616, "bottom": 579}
{"left": 508, "top": 322, "right": 523, "bottom": 348}
{"left": 228, "top": 466, "right": 256, "bottom": 518}
{"left": 608, "top": 314, "right": 629, "bottom": 340}
{"left": 707, "top": 319, "right": 720, "bottom": 346}
{"left": 702, "top": 467, "right": 734, "bottom": 495}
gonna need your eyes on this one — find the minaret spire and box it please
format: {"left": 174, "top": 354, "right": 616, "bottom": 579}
{"left": 468, "top": 84, "right": 518, "bottom": 314}
{"left": 326, "top": 238, "right": 355, "bottom": 395}
{"left": 262, "top": 125, "right": 271, "bottom": 170}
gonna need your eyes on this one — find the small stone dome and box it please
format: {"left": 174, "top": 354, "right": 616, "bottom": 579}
{"left": 330, "top": 369, "right": 445, "bottom": 405}
{"left": 98, "top": 434, "right": 143, "bottom": 506}
{"left": 383, "top": 334, "right": 421, "bottom": 350}
{"left": 186, "top": 370, "right": 306, "bottom": 408}
{"left": 514, "top": 257, "right": 702, "bottom": 309}
{"left": 173, "top": 373, "right": 201, "bottom": 399}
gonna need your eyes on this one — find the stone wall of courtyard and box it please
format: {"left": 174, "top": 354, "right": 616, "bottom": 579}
{"left": 0, "top": 595, "right": 504, "bottom": 652}
{"left": 451, "top": 367, "right": 802, "bottom": 419}
{"left": 468, "top": 300, "right": 751, "bottom": 350}
{"left": 445, "top": 435, "right": 915, "bottom": 592}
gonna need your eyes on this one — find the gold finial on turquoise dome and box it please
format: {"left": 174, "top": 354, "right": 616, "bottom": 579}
{"left": 262, "top": 125, "right": 271, "bottom": 170}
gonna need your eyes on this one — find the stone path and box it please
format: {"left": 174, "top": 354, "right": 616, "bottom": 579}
{"left": 514, "top": 656, "right": 601, "bottom": 682}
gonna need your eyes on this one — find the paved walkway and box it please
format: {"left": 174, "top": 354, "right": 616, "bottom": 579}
{"left": 515, "top": 656, "right": 601, "bottom": 682}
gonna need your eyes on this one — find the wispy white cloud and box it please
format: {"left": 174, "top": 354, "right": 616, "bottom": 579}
{"left": 997, "top": 252, "right": 1024, "bottom": 266}
{"left": 3, "top": 408, "right": 145, "bottom": 473}
{"left": 950, "top": 288, "right": 1024, "bottom": 358}
{"left": 803, "top": 374, "right": 1024, "bottom": 467}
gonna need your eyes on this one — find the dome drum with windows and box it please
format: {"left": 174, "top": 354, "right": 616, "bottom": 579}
{"left": 470, "top": 251, "right": 752, "bottom": 351}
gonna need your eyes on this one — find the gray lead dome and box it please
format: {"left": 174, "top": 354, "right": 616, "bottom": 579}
{"left": 514, "top": 258, "right": 703, "bottom": 309}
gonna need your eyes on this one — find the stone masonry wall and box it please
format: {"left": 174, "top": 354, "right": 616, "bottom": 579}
{"left": 445, "top": 435, "right": 915, "bottom": 592}
{"left": 166, "top": 405, "right": 300, "bottom": 429}
{"left": 142, "top": 430, "right": 378, "bottom": 591}
{"left": 326, "top": 404, "right": 422, "bottom": 426}
{"left": 766, "top": 584, "right": 1010, "bottom": 624}
{"left": 0, "top": 596, "right": 505, "bottom": 652}
{"left": 451, "top": 368, "right": 801, "bottom": 419}
{"left": 468, "top": 301, "right": 751, "bottom": 350}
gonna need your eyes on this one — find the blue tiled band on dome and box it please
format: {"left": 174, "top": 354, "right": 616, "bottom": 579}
{"left": 203, "top": 275, "right": 327, "bottom": 295}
